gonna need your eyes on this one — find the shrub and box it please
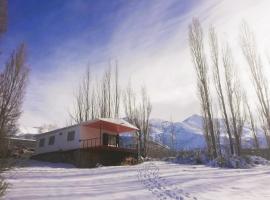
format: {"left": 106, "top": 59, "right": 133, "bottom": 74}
{"left": 121, "top": 157, "right": 138, "bottom": 165}
{"left": 0, "top": 177, "right": 7, "bottom": 197}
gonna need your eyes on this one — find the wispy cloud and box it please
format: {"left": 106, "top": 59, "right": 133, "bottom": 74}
{"left": 16, "top": 0, "right": 270, "bottom": 133}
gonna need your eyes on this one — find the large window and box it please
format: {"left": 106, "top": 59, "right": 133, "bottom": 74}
{"left": 39, "top": 138, "right": 45, "bottom": 147}
{"left": 103, "top": 133, "right": 119, "bottom": 147}
{"left": 67, "top": 131, "right": 75, "bottom": 141}
{"left": 108, "top": 135, "right": 117, "bottom": 146}
{"left": 48, "top": 136, "right": 55, "bottom": 145}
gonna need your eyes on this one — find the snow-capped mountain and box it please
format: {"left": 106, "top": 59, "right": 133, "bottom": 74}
{"left": 150, "top": 114, "right": 268, "bottom": 150}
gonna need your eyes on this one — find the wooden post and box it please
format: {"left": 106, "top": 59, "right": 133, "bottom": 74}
{"left": 116, "top": 125, "right": 119, "bottom": 147}
{"left": 100, "top": 122, "right": 102, "bottom": 146}
{"left": 137, "top": 131, "right": 140, "bottom": 160}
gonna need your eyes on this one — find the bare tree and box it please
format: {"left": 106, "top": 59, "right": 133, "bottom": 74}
{"left": 70, "top": 63, "right": 120, "bottom": 123}
{"left": 113, "top": 62, "right": 120, "bottom": 118}
{"left": 241, "top": 23, "right": 270, "bottom": 148}
{"left": 222, "top": 44, "right": 245, "bottom": 155}
{"left": 123, "top": 84, "right": 152, "bottom": 157}
{"left": 123, "top": 82, "right": 136, "bottom": 122}
{"left": 213, "top": 112, "right": 222, "bottom": 157}
{"left": 189, "top": 19, "right": 249, "bottom": 157}
{"left": 235, "top": 87, "right": 246, "bottom": 155}
{"left": 244, "top": 97, "right": 260, "bottom": 149}
{"left": 189, "top": 18, "right": 218, "bottom": 158}
{"left": 123, "top": 83, "right": 141, "bottom": 154}
{"left": 90, "top": 85, "right": 97, "bottom": 119}
{"left": 258, "top": 111, "right": 270, "bottom": 147}
{"left": 140, "top": 86, "right": 152, "bottom": 157}
{"left": 70, "top": 66, "right": 92, "bottom": 123}
{"left": 98, "top": 64, "right": 120, "bottom": 118}
{"left": 198, "top": 83, "right": 211, "bottom": 156}
{"left": 0, "top": 44, "right": 29, "bottom": 157}
{"left": 160, "top": 121, "right": 167, "bottom": 145}
{"left": 209, "top": 27, "right": 234, "bottom": 155}
{"left": 168, "top": 117, "right": 176, "bottom": 151}
{"left": 103, "top": 66, "right": 112, "bottom": 117}
{"left": 83, "top": 66, "right": 91, "bottom": 121}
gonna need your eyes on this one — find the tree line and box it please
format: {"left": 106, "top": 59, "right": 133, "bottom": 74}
{"left": 189, "top": 18, "right": 270, "bottom": 159}
{"left": 70, "top": 63, "right": 152, "bottom": 157}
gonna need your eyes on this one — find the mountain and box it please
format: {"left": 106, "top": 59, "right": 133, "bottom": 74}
{"left": 150, "top": 114, "right": 268, "bottom": 150}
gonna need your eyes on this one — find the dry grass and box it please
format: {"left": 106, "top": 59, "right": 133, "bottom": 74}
{"left": 0, "top": 158, "right": 17, "bottom": 198}
{"left": 121, "top": 157, "right": 138, "bottom": 166}
{"left": 0, "top": 161, "right": 8, "bottom": 198}
{"left": 0, "top": 177, "right": 7, "bottom": 198}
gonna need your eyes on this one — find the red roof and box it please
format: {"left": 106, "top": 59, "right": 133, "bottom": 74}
{"left": 81, "top": 118, "right": 139, "bottom": 134}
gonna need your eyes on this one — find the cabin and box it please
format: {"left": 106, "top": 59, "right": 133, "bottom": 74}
{"left": 8, "top": 137, "right": 36, "bottom": 150}
{"left": 7, "top": 137, "right": 36, "bottom": 158}
{"left": 32, "top": 118, "right": 139, "bottom": 167}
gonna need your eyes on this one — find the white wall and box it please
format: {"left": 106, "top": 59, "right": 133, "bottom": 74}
{"left": 34, "top": 124, "right": 137, "bottom": 155}
{"left": 34, "top": 125, "right": 80, "bottom": 155}
{"left": 79, "top": 125, "right": 123, "bottom": 148}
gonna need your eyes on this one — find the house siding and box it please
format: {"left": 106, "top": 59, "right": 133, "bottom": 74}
{"left": 34, "top": 125, "right": 80, "bottom": 155}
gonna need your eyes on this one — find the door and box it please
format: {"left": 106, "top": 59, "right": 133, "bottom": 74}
{"left": 103, "top": 133, "right": 108, "bottom": 146}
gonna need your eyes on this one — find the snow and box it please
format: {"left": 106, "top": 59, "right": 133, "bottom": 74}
{"left": 182, "top": 114, "right": 204, "bottom": 130}
{"left": 3, "top": 160, "right": 270, "bottom": 200}
{"left": 168, "top": 153, "right": 270, "bottom": 169}
{"left": 150, "top": 116, "right": 207, "bottom": 150}
{"left": 150, "top": 114, "right": 268, "bottom": 150}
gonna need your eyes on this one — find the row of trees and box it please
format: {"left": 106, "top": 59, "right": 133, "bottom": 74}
{"left": 70, "top": 64, "right": 152, "bottom": 157}
{"left": 123, "top": 83, "right": 152, "bottom": 157}
{"left": 189, "top": 18, "right": 269, "bottom": 159}
{"left": 0, "top": 0, "right": 29, "bottom": 158}
{"left": 70, "top": 63, "right": 120, "bottom": 123}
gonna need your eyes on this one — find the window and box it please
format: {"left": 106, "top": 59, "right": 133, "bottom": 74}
{"left": 67, "top": 131, "right": 75, "bottom": 141}
{"left": 48, "top": 136, "right": 55, "bottom": 145}
{"left": 59, "top": 132, "right": 62, "bottom": 135}
{"left": 103, "top": 133, "right": 119, "bottom": 147}
{"left": 108, "top": 135, "right": 117, "bottom": 146}
{"left": 39, "top": 138, "right": 45, "bottom": 147}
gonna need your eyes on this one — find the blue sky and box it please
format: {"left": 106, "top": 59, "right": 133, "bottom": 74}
{"left": 3, "top": 0, "right": 270, "bottom": 133}
{"left": 3, "top": 0, "right": 194, "bottom": 71}
{"left": 4, "top": 1, "right": 124, "bottom": 69}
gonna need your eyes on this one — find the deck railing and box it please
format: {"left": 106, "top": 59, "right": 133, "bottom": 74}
{"left": 81, "top": 137, "right": 100, "bottom": 149}
{"left": 119, "top": 143, "right": 138, "bottom": 150}
{"left": 80, "top": 137, "right": 137, "bottom": 150}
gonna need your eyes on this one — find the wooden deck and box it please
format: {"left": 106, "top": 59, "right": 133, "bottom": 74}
{"left": 82, "top": 145, "right": 138, "bottom": 153}
{"left": 32, "top": 138, "right": 138, "bottom": 168}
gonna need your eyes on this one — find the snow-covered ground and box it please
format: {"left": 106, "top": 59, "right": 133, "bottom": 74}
{"left": 3, "top": 160, "right": 270, "bottom": 200}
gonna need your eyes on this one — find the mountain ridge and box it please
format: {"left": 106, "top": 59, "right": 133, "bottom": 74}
{"left": 150, "top": 114, "right": 268, "bottom": 150}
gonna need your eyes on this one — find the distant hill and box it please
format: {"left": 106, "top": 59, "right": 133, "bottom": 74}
{"left": 15, "top": 133, "right": 37, "bottom": 140}
{"left": 150, "top": 114, "right": 268, "bottom": 150}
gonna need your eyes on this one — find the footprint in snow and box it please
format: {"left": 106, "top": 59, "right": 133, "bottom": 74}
{"left": 138, "top": 162, "right": 198, "bottom": 200}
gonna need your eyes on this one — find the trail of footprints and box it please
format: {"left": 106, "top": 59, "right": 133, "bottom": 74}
{"left": 138, "top": 163, "right": 198, "bottom": 200}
